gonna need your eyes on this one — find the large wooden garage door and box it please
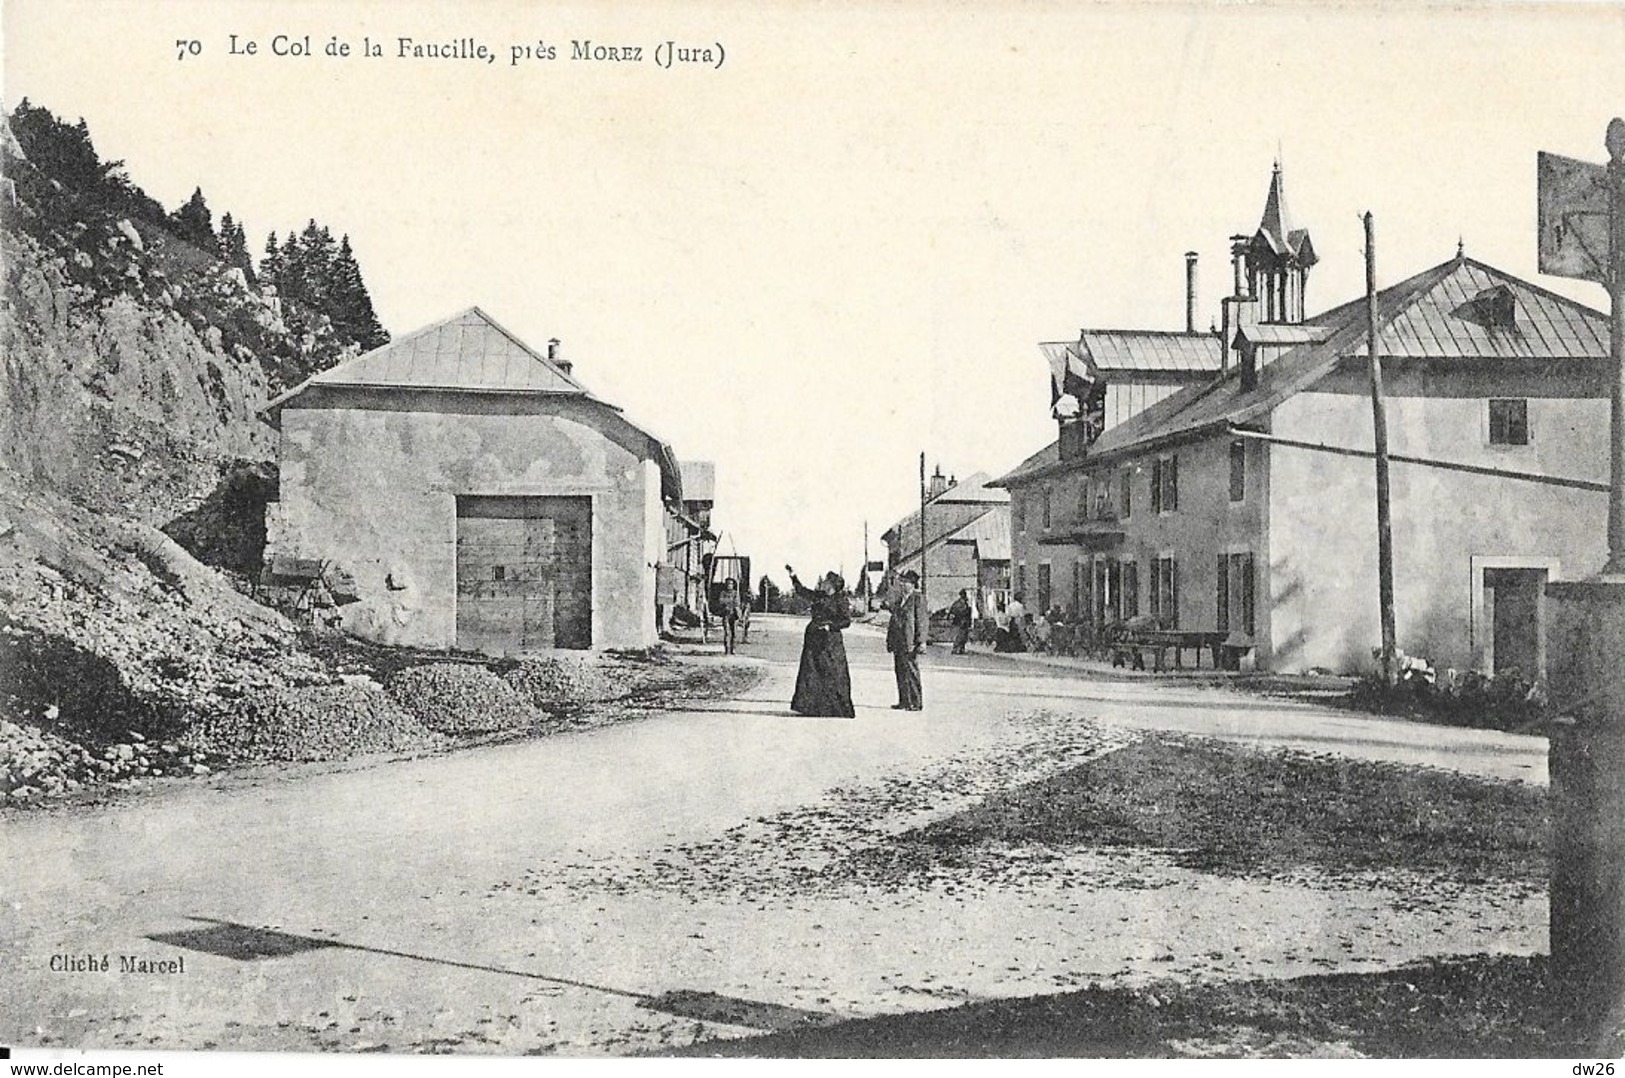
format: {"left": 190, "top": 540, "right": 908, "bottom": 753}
{"left": 456, "top": 496, "right": 592, "bottom": 653}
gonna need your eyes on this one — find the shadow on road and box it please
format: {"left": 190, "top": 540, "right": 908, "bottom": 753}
{"left": 150, "top": 917, "right": 835, "bottom": 1033}
{"left": 661, "top": 954, "right": 1597, "bottom": 1058}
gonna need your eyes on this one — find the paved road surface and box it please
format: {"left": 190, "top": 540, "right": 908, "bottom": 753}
{"left": 1, "top": 614, "right": 1547, "bottom": 1054}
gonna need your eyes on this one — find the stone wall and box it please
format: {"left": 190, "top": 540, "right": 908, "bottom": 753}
{"left": 269, "top": 390, "right": 662, "bottom": 651}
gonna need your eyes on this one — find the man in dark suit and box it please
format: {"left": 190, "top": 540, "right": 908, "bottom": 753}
{"left": 887, "top": 570, "right": 925, "bottom": 710}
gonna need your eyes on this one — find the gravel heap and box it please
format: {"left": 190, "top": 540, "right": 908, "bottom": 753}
{"left": 502, "top": 656, "right": 619, "bottom": 710}
{"left": 386, "top": 662, "right": 538, "bottom": 735}
{"left": 189, "top": 683, "right": 446, "bottom": 763}
{"left": 1, "top": 717, "right": 212, "bottom": 803}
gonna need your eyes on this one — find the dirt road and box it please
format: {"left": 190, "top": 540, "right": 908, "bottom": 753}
{"left": 0, "top": 614, "right": 1548, "bottom": 1055}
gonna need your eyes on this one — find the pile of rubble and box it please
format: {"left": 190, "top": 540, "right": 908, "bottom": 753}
{"left": 188, "top": 683, "right": 446, "bottom": 764}
{"left": 502, "top": 655, "right": 620, "bottom": 710}
{"left": 386, "top": 663, "right": 537, "bottom": 735}
{"left": 1, "top": 716, "right": 215, "bottom": 803}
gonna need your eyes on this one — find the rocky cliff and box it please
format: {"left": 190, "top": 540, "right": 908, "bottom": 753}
{"left": 0, "top": 105, "right": 391, "bottom": 804}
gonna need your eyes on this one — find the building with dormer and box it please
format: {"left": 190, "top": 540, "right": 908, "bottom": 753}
{"left": 995, "top": 167, "right": 1612, "bottom": 676}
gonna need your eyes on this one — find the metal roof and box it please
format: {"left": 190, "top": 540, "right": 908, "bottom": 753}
{"left": 260, "top": 306, "right": 687, "bottom": 503}
{"left": 998, "top": 254, "right": 1611, "bottom": 486}
{"left": 1354, "top": 259, "right": 1612, "bottom": 360}
{"left": 1237, "top": 324, "right": 1334, "bottom": 347}
{"left": 951, "top": 504, "right": 1011, "bottom": 561}
{"left": 881, "top": 471, "right": 1009, "bottom": 547}
{"left": 305, "top": 307, "right": 587, "bottom": 395}
{"left": 1077, "top": 330, "right": 1223, "bottom": 373}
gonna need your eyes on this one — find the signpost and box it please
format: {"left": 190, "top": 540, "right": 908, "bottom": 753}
{"left": 1541, "top": 118, "right": 1625, "bottom": 1045}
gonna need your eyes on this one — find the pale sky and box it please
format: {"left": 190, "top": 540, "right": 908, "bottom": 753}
{"left": 6, "top": 1, "right": 1624, "bottom": 581}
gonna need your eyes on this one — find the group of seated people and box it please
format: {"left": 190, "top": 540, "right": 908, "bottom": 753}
{"left": 991, "top": 596, "right": 1085, "bottom": 656}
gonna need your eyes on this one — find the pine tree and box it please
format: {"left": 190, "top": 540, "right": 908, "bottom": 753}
{"left": 261, "top": 232, "right": 285, "bottom": 291}
{"left": 170, "top": 187, "right": 218, "bottom": 253}
{"left": 329, "top": 235, "right": 388, "bottom": 352}
{"left": 218, "top": 213, "right": 256, "bottom": 286}
{"left": 234, "top": 218, "right": 256, "bottom": 286}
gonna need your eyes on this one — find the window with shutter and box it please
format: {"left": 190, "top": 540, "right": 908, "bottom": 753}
{"left": 1170, "top": 557, "right": 1180, "bottom": 628}
{"left": 1229, "top": 440, "right": 1246, "bottom": 502}
{"left": 1216, "top": 553, "right": 1230, "bottom": 631}
{"left": 1123, "top": 560, "right": 1139, "bottom": 617}
{"left": 1239, "top": 552, "right": 1256, "bottom": 635}
{"left": 1120, "top": 471, "right": 1132, "bottom": 519}
{"left": 1151, "top": 556, "right": 1179, "bottom": 627}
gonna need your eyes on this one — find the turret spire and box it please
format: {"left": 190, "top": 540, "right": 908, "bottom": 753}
{"left": 1245, "top": 161, "right": 1316, "bottom": 324}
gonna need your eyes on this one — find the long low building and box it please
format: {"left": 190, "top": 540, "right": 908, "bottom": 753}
{"left": 261, "top": 307, "right": 682, "bottom": 653}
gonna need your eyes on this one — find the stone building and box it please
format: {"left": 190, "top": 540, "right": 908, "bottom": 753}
{"left": 996, "top": 168, "right": 1612, "bottom": 676}
{"left": 261, "top": 307, "right": 682, "bottom": 653}
{"left": 881, "top": 468, "right": 1011, "bottom": 617}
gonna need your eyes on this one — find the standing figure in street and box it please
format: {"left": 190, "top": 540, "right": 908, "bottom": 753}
{"left": 787, "top": 566, "right": 855, "bottom": 718}
{"left": 948, "top": 589, "right": 973, "bottom": 655}
{"left": 888, "top": 570, "right": 925, "bottom": 710}
{"left": 716, "top": 578, "right": 744, "bottom": 655}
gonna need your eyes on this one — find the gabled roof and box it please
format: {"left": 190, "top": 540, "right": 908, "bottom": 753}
{"left": 261, "top": 306, "right": 687, "bottom": 503}
{"left": 950, "top": 504, "right": 1012, "bottom": 561}
{"left": 881, "top": 472, "right": 1009, "bottom": 554}
{"left": 263, "top": 307, "right": 593, "bottom": 412}
{"left": 997, "top": 254, "right": 1610, "bottom": 486}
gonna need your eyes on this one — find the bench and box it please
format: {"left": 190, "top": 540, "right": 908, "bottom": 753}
{"left": 1110, "top": 630, "right": 1236, "bottom": 672}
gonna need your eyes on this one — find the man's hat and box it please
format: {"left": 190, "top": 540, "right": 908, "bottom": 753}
{"left": 899, "top": 570, "right": 920, "bottom": 583}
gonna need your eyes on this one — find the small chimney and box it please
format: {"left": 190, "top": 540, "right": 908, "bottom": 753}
{"left": 927, "top": 465, "right": 949, "bottom": 500}
{"left": 1184, "top": 252, "right": 1199, "bottom": 333}
{"left": 1229, "top": 235, "right": 1250, "bottom": 297}
{"left": 547, "top": 338, "right": 572, "bottom": 376}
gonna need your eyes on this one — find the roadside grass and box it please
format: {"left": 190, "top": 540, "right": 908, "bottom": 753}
{"left": 671, "top": 954, "right": 1600, "bottom": 1058}
{"left": 900, "top": 735, "right": 1548, "bottom": 884}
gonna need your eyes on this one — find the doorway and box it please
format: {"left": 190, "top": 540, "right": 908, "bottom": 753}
{"left": 1483, "top": 566, "right": 1547, "bottom": 680}
{"left": 456, "top": 495, "right": 593, "bottom": 654}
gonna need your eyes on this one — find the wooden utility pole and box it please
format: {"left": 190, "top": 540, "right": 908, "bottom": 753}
{"left": 1365, "top": 212, "right": 1398, "bottom": 686}
{"left": 862, "top": 520, "right": 870, "bottom": 612}
{"left": 918, "top": 452, "right": 928, "bottom": 611}
{"left": 1607, "top": 118, "right": 1625, "bottom": 573}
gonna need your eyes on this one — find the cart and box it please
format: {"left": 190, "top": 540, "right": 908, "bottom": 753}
{"left": 704, "top": 553, "right": 752, "bottom": 645}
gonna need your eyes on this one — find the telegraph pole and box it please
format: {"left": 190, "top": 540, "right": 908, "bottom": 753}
{"left": 1607, "top": 118, "right": 1625, "bottom": 574}
{"left": 919, "top": 452, "right": 928, "bottom": 610}
{"left": 862, "top": 520, "right": 871, "bottom": 612}
{"left": 1365, "top": 212, "right": 1399, "bottom": 686}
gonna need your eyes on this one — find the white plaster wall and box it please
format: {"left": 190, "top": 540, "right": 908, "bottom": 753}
{"left": 275, "top": 399, "right": 660, "bottom": 651}
{"left": 1268, "top": 372, "right": 1609, "bottom": 674}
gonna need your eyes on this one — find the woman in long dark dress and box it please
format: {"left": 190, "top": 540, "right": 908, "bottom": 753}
{"left": 786, "top": 567, "right": 855, "bottom": 718}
